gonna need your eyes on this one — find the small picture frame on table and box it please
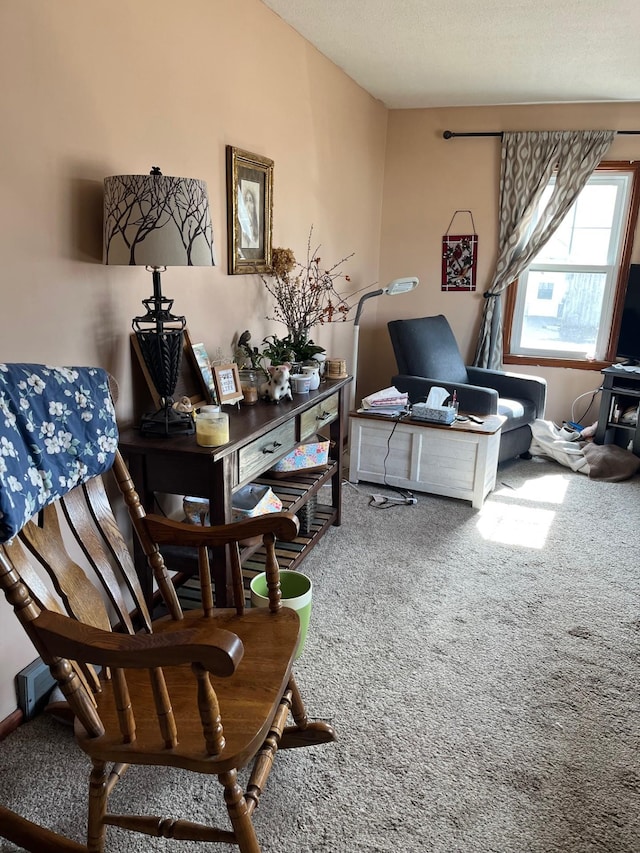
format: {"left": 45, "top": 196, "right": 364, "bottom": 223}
{"left": 185, "top": 333, "right": 218, "bottom": 404}
{"left": 213, "top": 362, "right": 244, "bottom": 405}
{"left": 226, "top": 145, "right": 273, "bottom": 275}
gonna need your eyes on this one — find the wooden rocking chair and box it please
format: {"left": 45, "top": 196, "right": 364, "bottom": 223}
{"left": 0, "top": 364, "right": 335, "bottom": 853}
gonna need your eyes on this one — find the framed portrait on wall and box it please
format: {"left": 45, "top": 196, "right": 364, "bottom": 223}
{"left": 226, "top": 146, "right": 273, "bottom": 275}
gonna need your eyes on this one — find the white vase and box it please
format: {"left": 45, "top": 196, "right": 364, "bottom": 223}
{"left": 302, "top": 364, "right": 320, "bottom": 390}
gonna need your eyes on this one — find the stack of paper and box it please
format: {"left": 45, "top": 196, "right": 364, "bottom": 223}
{"left": 359, "top": 386, "right": 409, "bottom": 415}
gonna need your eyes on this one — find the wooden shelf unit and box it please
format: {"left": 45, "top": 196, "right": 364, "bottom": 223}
{"left": 594, "top": 366, "right": 640, "bottom": 456}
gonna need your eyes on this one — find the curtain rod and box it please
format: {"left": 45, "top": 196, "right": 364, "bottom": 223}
{"left": 443, "top": 130, "right": 640, "bottom": 139}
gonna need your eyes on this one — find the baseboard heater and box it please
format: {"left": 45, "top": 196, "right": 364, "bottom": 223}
{"left": 16, "top": 657, "right": 55, "bottom": 720}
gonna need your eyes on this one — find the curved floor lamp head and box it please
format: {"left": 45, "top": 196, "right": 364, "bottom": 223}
{"left": 350, "top": 277, "right": 419, "bottom": 411}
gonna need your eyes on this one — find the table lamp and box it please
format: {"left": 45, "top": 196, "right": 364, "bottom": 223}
{"left": 103, "top": 167, "right": 215, "bottom": 437}
{"left": 350, "top": 277, "right": 419, "bottom": 411}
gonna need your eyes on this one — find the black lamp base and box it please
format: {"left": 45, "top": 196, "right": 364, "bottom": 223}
{"left": 140, "top": 405, "right": 195, "bottom": 438}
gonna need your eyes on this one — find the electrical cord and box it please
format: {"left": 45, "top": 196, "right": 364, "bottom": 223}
{"left": 368, "top": 494, "right": 412, "bottom": 509}
{"left": 571, "top": 386, "right": 602, "bottom": 426}
{"left": 367, "top": 413, "right": 417, "bottom": 509}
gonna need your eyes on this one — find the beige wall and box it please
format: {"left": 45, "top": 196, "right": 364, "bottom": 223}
{"left": 0, "top": 0, "right": 387, "bottom": 721}
{"left": 1, "top": 1, "right": 639, "bottom": 722}
{"left": 367, "top": 103, "right": 640, "bottom": 422}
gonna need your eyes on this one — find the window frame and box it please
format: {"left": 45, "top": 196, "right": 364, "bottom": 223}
{"left": 504, "top": 161, "right": 640, "bottom": 371}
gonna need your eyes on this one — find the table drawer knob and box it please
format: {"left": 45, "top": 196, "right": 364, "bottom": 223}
{"left": 316, "top": 410, "right": 332, "bottom": 423}
{"left": 262, "top": 441, "right": 282, "bottom": 455}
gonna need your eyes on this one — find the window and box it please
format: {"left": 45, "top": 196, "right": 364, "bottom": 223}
{"left": 506, "top": 162, "right": 640, "bottom": 367}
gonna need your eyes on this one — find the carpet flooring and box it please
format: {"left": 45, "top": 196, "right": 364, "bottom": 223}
{"left": 1, "top": 456, "right": 639, "bottom": 852}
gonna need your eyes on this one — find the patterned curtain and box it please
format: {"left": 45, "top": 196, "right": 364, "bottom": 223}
{"left": 474, "top": 130, "right": 615, "bottom": 369}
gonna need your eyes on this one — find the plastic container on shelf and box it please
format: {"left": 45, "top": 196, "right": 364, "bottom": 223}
{"left": 290, "top": 374, "right": 311, "bottom": 394}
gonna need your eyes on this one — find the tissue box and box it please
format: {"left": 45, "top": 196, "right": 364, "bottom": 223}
{"left": 232, "top": 484, "right": 283, "bottom": 519}
{"left": 269, "top": 440, "right": 330, "bottom": 475}
{"left": 410, "top": 403, "right": 456, "bottom": 424}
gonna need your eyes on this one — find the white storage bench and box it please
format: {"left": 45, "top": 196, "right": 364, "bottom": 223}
{"left": 348, "top": 412, "right": 506, "bottom": 509}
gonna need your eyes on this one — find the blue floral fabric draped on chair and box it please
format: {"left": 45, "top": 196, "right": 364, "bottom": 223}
{"left": 0, "top": 363, "right": 118, "bottom": 544}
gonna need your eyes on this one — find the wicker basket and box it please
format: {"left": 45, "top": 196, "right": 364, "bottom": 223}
{"left": 297, "top": 494, "right": 317, "bottom": 534}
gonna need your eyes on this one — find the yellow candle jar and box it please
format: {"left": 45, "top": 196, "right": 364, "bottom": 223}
{"left": 195, "top": 406, "right": 229, "bottom": 447}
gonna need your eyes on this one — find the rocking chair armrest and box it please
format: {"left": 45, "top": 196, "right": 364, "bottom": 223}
{"left": 33, "top": 610, "right": 243, "bottom": 677}
{"left": 143, "top": 510, "right": 300, "bottom": 548}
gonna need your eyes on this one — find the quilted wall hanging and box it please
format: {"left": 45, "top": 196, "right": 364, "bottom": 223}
{"left": 442, "top": 210, "right": 478, "bottom": 291}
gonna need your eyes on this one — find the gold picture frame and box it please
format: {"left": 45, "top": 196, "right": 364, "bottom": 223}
{"left": 213, "top": 362, "right": 244, "bottom": 405}
{"left": 226, "top": 146, "right": 273, "bottom": 275}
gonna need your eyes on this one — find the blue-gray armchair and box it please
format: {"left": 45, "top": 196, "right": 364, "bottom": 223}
{"left": 388, "top": 315, "right": 547, "bottom": 464}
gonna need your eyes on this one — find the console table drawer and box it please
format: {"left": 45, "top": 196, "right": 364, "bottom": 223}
{"left": 238, "top": 420, "right": 296, "bottom": 484}
{"left": 300, "top": 392, "right": 339, "bottom": 440}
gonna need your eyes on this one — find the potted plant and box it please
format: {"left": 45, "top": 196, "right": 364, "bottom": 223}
{"left": 236, "top": 330, "right": 269, "bottom": 375}
{"left": 238, "top": 229, "right": 369, "bottom": 378}
{"left": 236, "top": 331, "right": 304, "bottom": 373}
{"left": 262, "top": 332, "right": 325, "bottom": 365}
{"left": 260, "top": 333, "right": 297, "bottom": 366}
{"left": 259, "top": 228, "right": 357, "bottom": 357}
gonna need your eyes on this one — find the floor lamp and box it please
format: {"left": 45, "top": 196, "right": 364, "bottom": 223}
{"left": 350, "top": 277, "right": 419, "bottom": 411}
{"left": 103, "top": 167, "right": 215, "bottom": 437}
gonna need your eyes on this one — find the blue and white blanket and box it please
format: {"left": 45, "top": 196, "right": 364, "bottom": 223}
{"left": 0, "top": 363, "right": 118, "bottom": 544}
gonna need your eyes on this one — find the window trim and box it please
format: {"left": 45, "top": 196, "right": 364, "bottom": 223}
{"left": 504, "top": 161, "right": 640, "bottom": 371}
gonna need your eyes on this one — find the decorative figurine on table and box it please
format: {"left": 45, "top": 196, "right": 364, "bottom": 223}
{"left": 260, "top": 363, "right": 293, "bottom": 403}
{"left": 173, "top": 396, "right": 194, "bottom": 414}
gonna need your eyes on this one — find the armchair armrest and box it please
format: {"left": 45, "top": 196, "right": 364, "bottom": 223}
{"left": 392, "top": 374, "right": 499, "bottom": 415}
{"left": 33, "top": 610, "right": 243, "bottom": 677}
{"left": 466, "top": 367, "right": 547, "bottom": 417}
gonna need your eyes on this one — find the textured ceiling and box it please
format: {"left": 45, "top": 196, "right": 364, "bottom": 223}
{"left": 260, "top": 0, "right": 640, "bottom": 109}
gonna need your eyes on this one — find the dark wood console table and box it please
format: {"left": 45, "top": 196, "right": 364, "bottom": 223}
{"left": 119, "top": 376, "right": 351, "bottom": 607}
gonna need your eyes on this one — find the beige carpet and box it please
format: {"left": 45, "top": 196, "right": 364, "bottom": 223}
{"left": 1, "top": 456, "right": 639, "bottom": 852}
